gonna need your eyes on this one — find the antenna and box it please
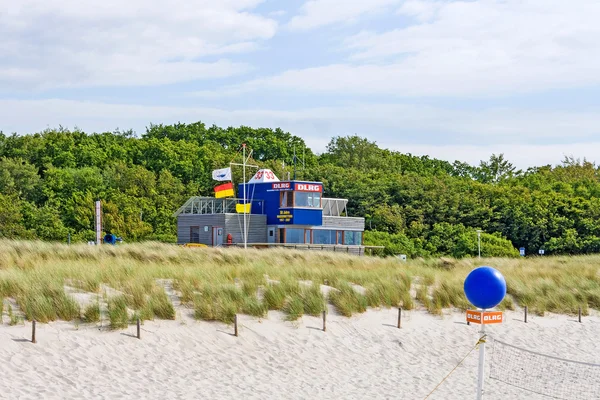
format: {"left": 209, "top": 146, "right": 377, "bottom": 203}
{"left": 293, "top": 145, "right": 297, "bottom": 180}
{"left": 302, "top": 147, "right": 306, "bottom": 178}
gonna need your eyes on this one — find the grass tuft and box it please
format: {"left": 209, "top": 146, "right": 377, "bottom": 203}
{"left": 83, "top": 302, "right": 101, "bottom": 323}
{"left": 108, "top": 296, "right": 129, "bottom": 329}
{"left": 329, "top": 282, "right": 367, "bottom": 317}
{"left": 263, "top": 283, "right": 287, "bottom": 310}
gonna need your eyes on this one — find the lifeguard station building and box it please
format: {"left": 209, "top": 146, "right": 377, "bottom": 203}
{"left": 174, "top": 169, "right": 366, "bottom": 253}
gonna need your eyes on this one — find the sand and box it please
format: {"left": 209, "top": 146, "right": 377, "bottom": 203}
{"left": 0, "top": 307, "right": 598, "bottom": 400}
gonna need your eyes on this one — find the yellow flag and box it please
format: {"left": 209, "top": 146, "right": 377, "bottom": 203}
{"left": 236, "top": 203, "right": 251, "bottom": 213}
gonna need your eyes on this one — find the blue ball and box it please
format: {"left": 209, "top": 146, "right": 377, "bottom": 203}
{"left": 463, "top": 266, "right": 507, "bottom": 309}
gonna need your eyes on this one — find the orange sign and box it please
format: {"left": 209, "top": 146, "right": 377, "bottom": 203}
{"left": 466, "top": 310, "right": 503, "bottom": 324}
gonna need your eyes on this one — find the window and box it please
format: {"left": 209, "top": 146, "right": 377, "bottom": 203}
{"left": 337, "top": 231, "right": 343, "bottom": 244}
{"left": 280, "top": 191, "right": 294, "bottom": 208}
{"left": 305, "top": 230, "right": 311, "bottom": 244}
{"left": 295, "top": 192, "right": 321, "bottom": 208}
{"left": 313, "top": 230, "right": 336, "bottom": 245}
{"left": 355, "top": 232, "right": 363, "bottom": 245}
{"left": 311, "top": 192, "right": 321, "bottom": 207}
{"left": 343, "top": 231, "right": 363, "bottom": 246}
{"left": 190, "top": 226, "right": 200, "bottom": 243}
{"left": 285, "top": 228, "right": 305, "bottom": 244}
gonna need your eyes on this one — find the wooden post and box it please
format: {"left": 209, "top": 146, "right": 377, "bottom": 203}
{"left": 234, "top": 314, "right": 238, "bottom": 337}
{"left": 524, "top": 306, "right": 528, "bottom": 323}
{"left": 136, "top": 318, "right": 141, "bottom": 339}
{"left": 578, "top": 307, "right": 582, "bottom": 323}
{"left": 32, "top": 320, "right": 36, "bottom": 344}
{"left": 397, "top": 307, "right": 402, "bottom": 329}
{"left": 322, "top": 310, "right": 327, "bottom": 332}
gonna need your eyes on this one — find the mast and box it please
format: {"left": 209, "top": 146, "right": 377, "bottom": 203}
{"left": 230, "top": 144, "right": 258, "bottom": 250}
{"left": 293, "top": 145, "right": 297, "bottom": 180}
{"left": 243, "top": 144, "right": 247, "bottom": 249}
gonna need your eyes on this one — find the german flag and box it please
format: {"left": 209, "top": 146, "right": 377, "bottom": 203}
{"left": 214, "top": 182, "right": 234, "bottom": 198}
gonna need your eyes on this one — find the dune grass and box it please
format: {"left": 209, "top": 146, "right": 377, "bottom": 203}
{"left": 107, "top": 295, "right": 129, "bottom": 329}
{"left": 83, "top": 302, "right": 101, "bottom": 323}
{"left": 0, "top": 240, "right": 598, "bottom": 328}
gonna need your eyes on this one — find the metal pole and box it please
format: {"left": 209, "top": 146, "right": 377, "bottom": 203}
{"left": 95, "top": 200, "right": 102, "bottom": 245}
{"left": 477, "top": 230, "right": 482, "bottom": 259}
{"left": 242, "top": 145, "right": 247, "bottom": 250}
{"left": 476, "top": 317, "right": 486, "bottom": 400}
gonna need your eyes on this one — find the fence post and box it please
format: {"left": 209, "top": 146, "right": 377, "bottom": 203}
{"left": 578, "top": 307, "right": 582, "bottom": 323}
{"left": 322, "top": 311, "right": 327, "bottom": 332}
{"left": 137, "top": 318, "right": 141, "bottom": 339}
{"left": 397, "top": 307, "right": 402, "bottom": 329}
{"left": 32, "top": 320, "right": 36, "bottom": 344}
{"left": 234, "top": 314, "right": 238, "bottom": 337}
{"left": 524, "top": 306, "right": 528, "bottom": 323}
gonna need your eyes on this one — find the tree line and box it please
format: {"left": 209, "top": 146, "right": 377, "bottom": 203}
{"left": 1, "top": 123, "right": 599, "bottom": 257}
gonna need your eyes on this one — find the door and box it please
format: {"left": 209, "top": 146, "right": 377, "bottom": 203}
{"left": 278, "top": 228, "right": 285, "bottom": 244}
{"left": 212, "top": 227, "right": 224, "bottom": 247}
{"left": 268, "top": 227, "right": 276, "bottom": 244}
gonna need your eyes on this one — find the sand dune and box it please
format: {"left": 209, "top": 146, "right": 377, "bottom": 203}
{"left": 0, "top": 308, "right": 598, "bottom": 400}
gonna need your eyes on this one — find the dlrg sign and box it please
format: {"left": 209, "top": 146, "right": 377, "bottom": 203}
{"left": 295, "top": 183, "right": 322, "bottom": 192}
{"left": 466, "top": 310, "right": 503, "bottom": 325}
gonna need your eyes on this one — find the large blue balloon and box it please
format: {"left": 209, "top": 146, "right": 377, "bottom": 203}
{"left": 464, "top": 266, "right": 507, "bottom": 309}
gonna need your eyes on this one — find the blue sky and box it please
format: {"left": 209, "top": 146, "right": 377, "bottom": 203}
{"left": 1, "top": 0, "right": 600, "bottom": 168}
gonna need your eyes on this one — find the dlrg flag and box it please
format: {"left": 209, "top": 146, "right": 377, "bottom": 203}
{"left": 214, "top": 182, "right": 234, "bottom": 198}
{"left": 212, "top": 167, "right": 232, "bottom": 181}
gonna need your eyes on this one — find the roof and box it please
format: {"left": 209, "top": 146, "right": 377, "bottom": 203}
{"left": 248, "top": 169, "right": 280, "bottom": 183}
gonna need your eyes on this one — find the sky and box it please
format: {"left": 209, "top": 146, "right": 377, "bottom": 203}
{"left": 1, "top": 0, "right": 600, "bottom": 168}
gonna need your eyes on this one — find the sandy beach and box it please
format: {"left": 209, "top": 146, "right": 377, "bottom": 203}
{"left": 1, "top": 305, "right": 598, "bottom": 400}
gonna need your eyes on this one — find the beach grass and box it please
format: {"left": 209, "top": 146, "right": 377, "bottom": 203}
{"left": 83, "top": 302, "right": 101, "bottom": 323}
{"left": 0, "top": 240, "right": 598, "bottom": 327}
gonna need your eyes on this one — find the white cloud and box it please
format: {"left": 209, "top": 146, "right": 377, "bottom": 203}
{"left": 1, "top": 98, "right": 599, "bottom": 168}
{"left": 219, "top": 0, "right": 600, "bottom": 98}
{"left": 0, "top": 0, "right": 277, "bottom": 89}
{"left": 288, "top": 0, "right": 402, "bottom": 31}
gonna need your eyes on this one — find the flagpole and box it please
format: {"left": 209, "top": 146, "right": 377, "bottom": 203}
{"left": 243, "top": 144, "right": 247, "bottom": 249}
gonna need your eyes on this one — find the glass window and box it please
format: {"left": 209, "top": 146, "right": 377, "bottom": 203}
{"left": 343, "top": 231, "right": 363, "bottom": 245}
{"left": 280, "top": 192, "right": 294, "bottom": 208}
{"left": 294, "top": 192, "right": 321, "bottom": 208}
{"left": 286, "top": 229, "right": 305, "bottom": 244}
{"left": 355, "top": 232, "right": 363, "bottom": 245}
{"left": 337, "top": 231, "right": 343, "bottom": 244}
{"left": 305, "top": 230, "right": 311, "bottom": 244}
{"left": 295, "top": 192, "right": 310, "bottom": 207}
{"left": 190, "top": 226, "right": 200, "bottom": 243}
{"left": 313, "top": 230, "right": 336, "bottom": 245}
{"left": 311, "top": 192, "right": 321, "bottom": 207}
{"left": 344, "top": 231, "right": 353, "bottom": 245}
